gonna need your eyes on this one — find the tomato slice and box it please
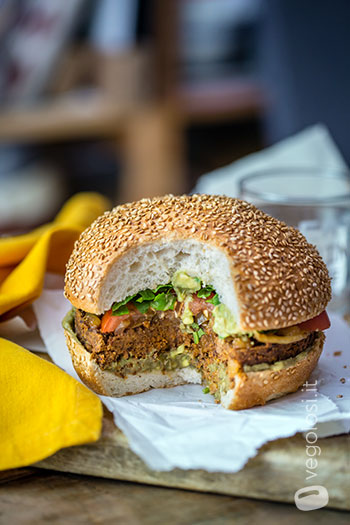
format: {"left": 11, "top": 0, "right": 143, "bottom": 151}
{"left": 101, "top": 309, "right": 127, "bottom": 333}
{"left": 298, "top": 310, "right": 331, "bottom": 331}
{"left": 101, "top": 303, "right": 143, "bottom": 333}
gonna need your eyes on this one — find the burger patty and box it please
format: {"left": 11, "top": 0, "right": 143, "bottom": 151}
{"left": 74, "top": 309, "right": 316, "bottom": 370}
{"left": 218, "top": 331, "right": 315, "bottom": 366}
{"left": 75, "top": 309, "right": 190, "bottom": 369}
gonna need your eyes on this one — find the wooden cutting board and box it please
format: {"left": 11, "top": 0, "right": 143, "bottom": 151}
{"left": 35, "top": 408, "right": 350, "bottom": 511}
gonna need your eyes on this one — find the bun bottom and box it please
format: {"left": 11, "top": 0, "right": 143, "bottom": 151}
{"left": 221, "top": 332, "right": 324, "bottom": 409}
{"left": 64, "top": 328, "right": 324, "bottom": 410}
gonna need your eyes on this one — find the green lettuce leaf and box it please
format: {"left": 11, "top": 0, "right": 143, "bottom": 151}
{"left": 150, "top": 292, "right": 176, "bottom": 311}
{"left": 136, "top": 289, "right": 155, "bottom": 302}
{"left": 135, "top": 301, "right": 152, "bottom": 314}
{"left": 113, "top": 304, "right": 130, "bottom": 316}
{"left": 111, "top": 279, "right": 218, "bottom": 317}
{"left": 206, "top": 293, "right": 220, "bottom": 306}
{"left": 197, "top": 285, "right": 214, "bottom": 298}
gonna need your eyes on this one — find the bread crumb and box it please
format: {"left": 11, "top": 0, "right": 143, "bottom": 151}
{"left": 333, "top": 351, "right": 342, "bottom": 356}
{"left": 340, "top": 378, "right": 346, "bottom": 384}
{"left": 343, "top": 313, "right": 350, "bottom": 325}
{"left": 337, "top": 394, "right": 343, "bottom": 398}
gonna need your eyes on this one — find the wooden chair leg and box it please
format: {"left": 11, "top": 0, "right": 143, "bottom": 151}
{"left": 119, "top": 104, "right": 185, "bottom": 203}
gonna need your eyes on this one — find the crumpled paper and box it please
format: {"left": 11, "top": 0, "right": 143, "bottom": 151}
{"left": 0, "top": 316, "right": 46, "bottom": 352}
{"left": 194, "top": 123, "right": 348, "bottom": 197}
{"left": 0, "top": 274, "right": 64, "bottom": 352}
{"left": 33, "top": 289, "right": 350, "bottom": 473}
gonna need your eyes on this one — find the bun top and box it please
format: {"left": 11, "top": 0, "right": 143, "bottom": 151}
{"left": 64, "top": 194, "right": 331, "bottom": 330}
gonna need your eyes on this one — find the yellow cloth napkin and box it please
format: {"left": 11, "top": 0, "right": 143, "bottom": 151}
{"left": 0, "top": 338, "right": 102, "bottom": 470}
{"left": 0, "top": 192, "right": 110, "bottom": 319}
{"left": 0, "top": 192, "right": 109, "bottom": 470}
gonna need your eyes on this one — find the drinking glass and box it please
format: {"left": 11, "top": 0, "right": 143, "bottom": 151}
{"left": 239, "top": 168, "right": 350, "bottom": 314}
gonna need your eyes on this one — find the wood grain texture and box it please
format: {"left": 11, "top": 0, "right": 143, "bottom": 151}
{"left": 35, "top": 411, "right": 350, "bottom": 511}
{"left": 1, "top": 469, "right": 350, "bottom": 525}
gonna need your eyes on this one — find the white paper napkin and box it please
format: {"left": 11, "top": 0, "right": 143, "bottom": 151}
{"left": 33, "top": 289, "right": 350, "bottom": 473}
{"left": 194, "top": 124, "right": 348, "bottom": 197}
{"left": 0, "top": 317, "right": 46, "bottom": 352}
{"left": 0, "top": 274, "right": 64, "bottom": 353}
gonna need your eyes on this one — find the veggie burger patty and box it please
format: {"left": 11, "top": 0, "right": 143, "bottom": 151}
{"left": 75, "top": 307, "right": 316, "bottom": 372}
{"left": 74, "top": 271, "right": 320, "bottom": 377}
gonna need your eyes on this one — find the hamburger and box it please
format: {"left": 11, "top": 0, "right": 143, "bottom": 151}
{"left": 63, "top": 194, "right": 331, "bottom": 410}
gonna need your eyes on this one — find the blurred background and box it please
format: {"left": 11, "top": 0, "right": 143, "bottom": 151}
{"left": 0, "top": 0, "right": 349, "bottom": 234}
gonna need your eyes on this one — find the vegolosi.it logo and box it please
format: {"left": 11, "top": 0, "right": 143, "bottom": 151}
{"left": 294, "top": 485, "right": 329, "bottom": 511}
{"left": 294, "top": 380, "right": 330, "bottom": 511}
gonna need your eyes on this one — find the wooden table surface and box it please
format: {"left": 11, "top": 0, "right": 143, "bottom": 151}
{"left": 1, "top": 410, "right": 349, "bottom": 524}
{"left": 1, "top": 379, "right": 349, "bottom": 523}
{"left": 1, "top": 468, "right": 349, "bottom": 525}
{"left": 1, "top": 343, "right": 349, "bottom": 523}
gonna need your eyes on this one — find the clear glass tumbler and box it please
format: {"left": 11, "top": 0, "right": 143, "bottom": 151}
{"left": 238, "top": 169, "right": 350, "bottom": 314}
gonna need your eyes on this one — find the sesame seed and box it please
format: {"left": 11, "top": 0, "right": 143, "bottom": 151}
{"left": 64, "top": 194, "right": 331, "bottom": 328}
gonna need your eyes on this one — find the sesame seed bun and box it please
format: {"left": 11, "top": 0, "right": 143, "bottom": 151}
{"left": 221, "top": 332, "right": 324, "bottom": 409}
{"left": 64, "top": 194, "right": 331, "bottom": 331}
{"left": 64, "top": 325, "right": 324, "bottom": 410}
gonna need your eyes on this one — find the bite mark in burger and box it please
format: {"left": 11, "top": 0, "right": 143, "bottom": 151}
{"left": 63, "top": 194, "right": 332, "bottom": 410}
